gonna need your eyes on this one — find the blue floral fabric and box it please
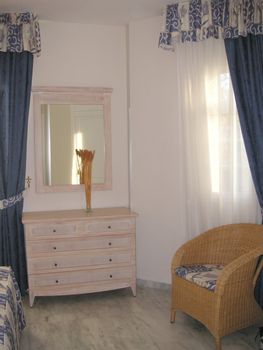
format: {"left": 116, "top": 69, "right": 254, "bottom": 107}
{"left": 0, "top": 267, "right": 26, "bottom": 350}
{"left": 159, "top": 0, "right": 263, "bottom": 50}
{"left": 175, "top": 264, "right": 224, "bottom": 291}
{"left": 0, "top": 12, "right": 41, "bottom": 55}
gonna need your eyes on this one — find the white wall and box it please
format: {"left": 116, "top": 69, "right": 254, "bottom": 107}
{"left": 24, "top": 17, "right": 188, "bottom": 286}
{"left": 129, "top": 17, "right": 188, "bottom": 284}
{"left": 24, "top": 20, "right": 129, "bottom": 211}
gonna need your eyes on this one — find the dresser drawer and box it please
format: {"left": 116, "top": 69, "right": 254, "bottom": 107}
{"left": 27, "top": 250, "right": 134, "bottom": 273}
{"left": 26, "top": 235, "right": 134, "bottom": 255}
{"left": 27, "top": 223, "right": 77, "bottom": 239}
{"left": 26, "top": 219, "right": 135, "bottom": 240}
{"left": 29, "top": 266, "right": 133, "bottom": 288}
{"left": 84, "top": 218, "right": 135, "bottom": 233}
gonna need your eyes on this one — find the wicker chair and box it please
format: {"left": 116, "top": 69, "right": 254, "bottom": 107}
{"left": 170, "top": 224, "right": 263, "bottom": 350}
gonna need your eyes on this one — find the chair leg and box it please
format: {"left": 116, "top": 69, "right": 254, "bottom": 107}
{"left": 215, "top": 337, "right": 221, "bottom": 350}
{"left": 170, "top": 309, "right": 176, "bottom": 323}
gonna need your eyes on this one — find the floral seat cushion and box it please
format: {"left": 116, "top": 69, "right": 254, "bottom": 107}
{"left": 175, "top": 264, "right": 224, "bottom": 292}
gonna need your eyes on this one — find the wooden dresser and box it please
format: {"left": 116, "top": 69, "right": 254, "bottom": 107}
{"left": 22, "top": 207, "right": 137, "bottom": 306}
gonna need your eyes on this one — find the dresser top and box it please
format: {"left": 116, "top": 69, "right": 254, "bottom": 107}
{"left": 22, "top": 207, "right": 138, "bottom": 224}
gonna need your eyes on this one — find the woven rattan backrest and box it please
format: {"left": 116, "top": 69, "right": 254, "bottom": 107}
{"left": 197, "top": 224, "right": 263, "bottom": 265}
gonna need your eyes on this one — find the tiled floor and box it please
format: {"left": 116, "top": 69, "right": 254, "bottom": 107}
{"left": 20, "top": 286, "right": 259, "bottom": 350}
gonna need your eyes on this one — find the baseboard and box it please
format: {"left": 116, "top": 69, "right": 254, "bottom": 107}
{"left": 136, "top": 278, "right": 171, "bottom": 291}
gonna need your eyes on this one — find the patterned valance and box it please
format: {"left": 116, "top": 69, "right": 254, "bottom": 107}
{"left": 159, "top": 0, "right": 263, "bottom": 50}
{"left": 0, "top": 12, "right": 41, "bottom": 55}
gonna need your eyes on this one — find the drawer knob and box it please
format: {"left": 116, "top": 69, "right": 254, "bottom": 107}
{"left": 109, "top": 274, "right": 113, "bottom": 278}
{"left": 54, "top": 263, "right": 58, "bottom": 267}
{"left": 55, "top": 280, "right": 59, "bottom": 283}
{"left": 53, "top": 229, "right": 56, "bottom": 233}
{"left": 109, "top": 258, "right": 112, "bottom": 262}
{"left": 108, "top": 225, "right": 111, "bottom": 229}
{"left": 108, "top": 242, "right": 112, "bottom": 246}
{"left": 53, "top": 246, "right": 57, "bottom": 250}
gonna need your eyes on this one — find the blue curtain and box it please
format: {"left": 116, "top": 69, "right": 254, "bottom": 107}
{"left": 224, "top": 35, "right": 263, "bottom": 307}
{"left": 0, "top": 51, "right": 33, "bottom": 295}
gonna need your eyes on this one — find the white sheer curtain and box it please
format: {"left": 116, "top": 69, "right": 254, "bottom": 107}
{"left": 175, "top": 38, "right": 261, "bottom": 238}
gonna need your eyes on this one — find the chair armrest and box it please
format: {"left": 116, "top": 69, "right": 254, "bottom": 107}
{"left": 215, "top": 247, "right": 263, "bottom": 296}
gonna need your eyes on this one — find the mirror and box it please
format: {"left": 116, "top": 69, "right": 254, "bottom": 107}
{"left": 33, "top": 87, "right": 112, "bottom": 193}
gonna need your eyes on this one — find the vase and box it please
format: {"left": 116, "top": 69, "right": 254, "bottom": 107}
{"left": 83, "top": 162, "right": 92, "bottom": 212}
{"left": 76, "top": 149, "right": 95, "bottom": 212}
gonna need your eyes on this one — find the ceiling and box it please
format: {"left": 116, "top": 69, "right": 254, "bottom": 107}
{"left": 1, "top": 0, "right": 173, "bottom": 25}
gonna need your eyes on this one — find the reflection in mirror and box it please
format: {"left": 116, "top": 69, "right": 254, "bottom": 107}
{"left": 33, "top": 87, "right": 112, "bottom": 193}
{"left": 42, "top": 104, "right": 105, "bottom": 186}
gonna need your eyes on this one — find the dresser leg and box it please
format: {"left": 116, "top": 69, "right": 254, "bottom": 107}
{"left": 29, "top": 291, "right": 35, "bottom": 307}
{"left": 131, "top": 282, "right": 136, "bottom": 296}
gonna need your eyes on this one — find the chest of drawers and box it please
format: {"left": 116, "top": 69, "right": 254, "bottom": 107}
{"left": 22, "top": 207, "right": 137, "bottom": 306}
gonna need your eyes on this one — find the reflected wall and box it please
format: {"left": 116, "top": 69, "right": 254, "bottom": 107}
{"left": 41, "top": 104, "right": 105, "bottom": 186}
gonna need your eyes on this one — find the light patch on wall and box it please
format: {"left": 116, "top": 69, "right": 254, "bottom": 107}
{"left": 72, "top": 132, "right": 83, "bottom": 184}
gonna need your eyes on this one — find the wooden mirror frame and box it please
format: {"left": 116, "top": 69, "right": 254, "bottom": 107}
{"left": 32, "top": 86, "right": 112, "bottom": 193}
